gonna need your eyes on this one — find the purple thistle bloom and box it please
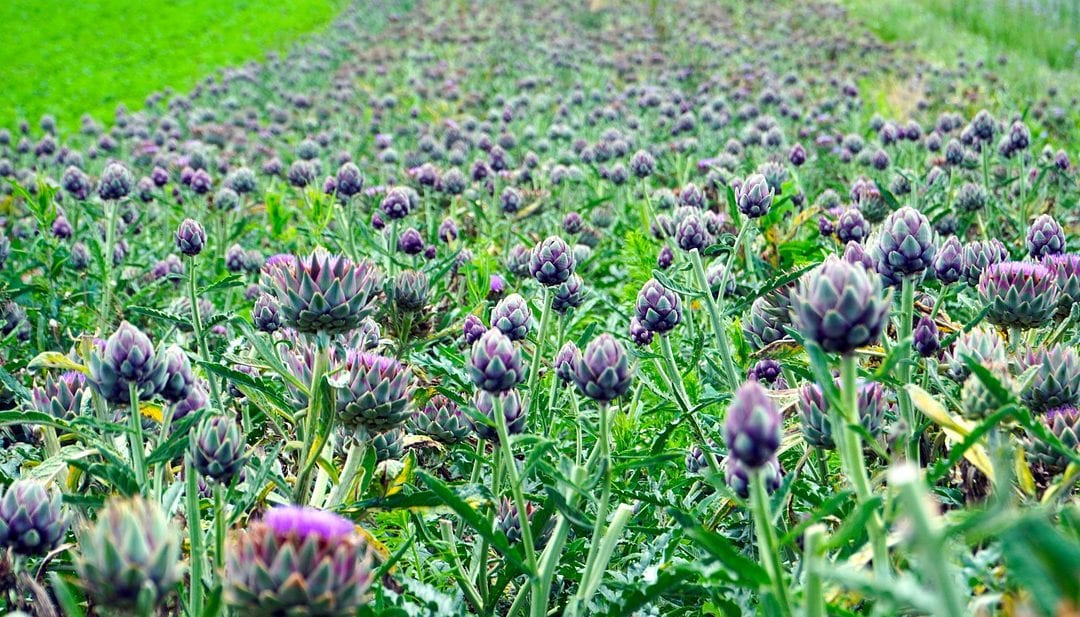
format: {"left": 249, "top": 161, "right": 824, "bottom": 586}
{"left": 263, "top": 505, "right": 354, "bottom": 541}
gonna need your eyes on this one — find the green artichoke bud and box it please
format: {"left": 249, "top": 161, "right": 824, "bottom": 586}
{"left": 946, "top": 326, "right": 1006, "bottom": 382}
{"left": 960, "top": 362, "right": 1013, "bottom": 421}
{"left": 409, "top": 395, "right": 471, "bottom": 445}
{"left": 1019, "top": 345, "right": 1080, "bottom": 413}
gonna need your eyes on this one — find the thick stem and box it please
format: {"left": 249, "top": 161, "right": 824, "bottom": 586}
{"left": 127, "top": 382, "right": 146, "bottom": 489}
{"left": 802, "top": 524, "right": 827, "bottom": 617}
{"left": 153, "top": 406, "right": 176, "bottom": 501}
{"left": 97, "top": 200, "right": 119, "bottom": 334}
{"left": 492, "top": 395, "right": 538, "bottom": 573}
{"left": 750, "top": 468, "right": 793, "bottom": 617}
{"left": 439, "top": 520, "right": 485, "bottom": 614}
{"left": 572, "top": 403, "right": 612, "bottom": 614}
{"left": 897, "top": 276, "right": 918, "bottom": 463}
{"left": 185, "top": 455, "right": 205, "bottom": 614}
{"left": 187, "top": 255, "right": 223, "bottom": 410}
{"left": 294, "top": 340, "right": 330, "bottom": 502}
{"left": 326, "top": 437, "right": 367, "bottom": 508}
{"left": 688, "top": 248, "right": 738, "bottom": 388}
{"left": 526, "top": 288, "right": 555, "bottom": 420}
{"left": 838, "top": 355, "right": 890, "bottom": 580}
{"left": 213, "top": 483, "right": 226, "bottom": 573}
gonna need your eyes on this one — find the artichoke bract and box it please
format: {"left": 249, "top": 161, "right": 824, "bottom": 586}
{"left": 491, "top": 293, "right": 532, "bottom": 341}
{"left": 0, "top": 480, "right": 68, "bottom": 556}
{"left": 978, "top": 261, "right": 1059, "bottom": 330}
{"left": 1025, "top": 214, "right": 1066, "bottom": 259}
{"left": 791, "top": 256, "right": 890, "bottom": 355}
{"left": 946, "top": 326, "right": 1007, "bottom": 382}
{"left": 932, "top": 235, "right": 964, "bottom": 285}
{"left": 572, "top": 334, "right": 633, "bottom": 402}
{"left": 470, "top": 389, "right": 527, "bottom": 442}
{"left": 159, "top": 345, "right": 195, "bottom": 403}
{"left": 529, "top": 236, "right": 575, "bottom": 286}
{"left": 552, "top": 273, "right": 586, "bottom": 314}
{"left": 334, "top": 350, "right": 413, "bottom": 432}
{"left": 724, "top": 456, "right": 782, "bottom": 498}
{"left": 797, "top": 380, "right": 888, "bottom": 450}
{"left": 88, "top": 320, "right": 167, "bottom": 404}
{"left": 724, "top": 381, "right": 781, "bottom": 469}
{"left": 1044, "top": 253, "right": 1080, "bottom": 318}
{"left": 392, "top": 270, "right": 430, "bottom": 313}
{"left": 1026, "top": 406, "right": 1080, "bottom": 473}
{"left": 226, "top": 506, "right": 374, "bottom": 616}
{"left": 1020, "top": 345, "right": 1080, "bottom": 413}
{"left": 409, "top": 395, "right": 471, "bottom": 444}
{"left": 555, "top": 341, "right": 582, "bottom": 383}
{"left": 961, "top": 239, "right": 1008, "bottom": 287}
{"left": 468, "top": 329, "right": 526, "bottom": 393}
{"left": 192, "top": 415, "right": 247, "bottom": 484}
{"left": 635, "top": 279, "right": 681, "bottom": 335}
{"left": 872, "top": 206, "right": 936, "bottom": 280}
{"left": 31, "top": 370, "right": 87, "bottom": 420}
{"left": 261, "top": 249, "right": 382, "bottom": 335}
{"left": 742, "top": 286, "right": 794, "bottom": 352}
{"left": 75, "top": 497, "right": 183, "bottom": 613}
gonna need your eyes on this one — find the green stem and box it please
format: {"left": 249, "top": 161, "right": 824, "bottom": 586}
{"left": 658, "top": 336, "right": 721, "bottom": 477}
{"left": 802, "top": 524, "right": 827, "bottom": 617}
{"left": 839, "top": 355, "right": 890, "bottom": 580}
{"left": 571, "top": 403, "right": 612, "bottom": 614}
{"left": 185, "top": 455, "right": 205, "bottom": 615}
{"left": 440, "top": 520, "right": 485, "bottom": 614}
{"left": 526, "top": 288, "right": 555, "bottom": 420}
{"left": 153, "top": 406, "right": 176, "bottom": 501}
{"left": 529, "top": 465, "right": 583, "bottom": 617}
{"left": 688, "top": 248, "right": 738, "bottom": 388}
{"left": 213, "top": 483, "right": 226, "bottom": 574}
{"left": 128, "top": 382, "right": 146, "bottom": 491}
{"left": 326, "top": 437, "right": 367, "bottom": 509}
{"left": 750, "top": 468, "right": 793, "bottom": 617}
{"left": 97, "top": 200, "right": 119, "bottom": 334}
{"left": 294, "top": 339, "right": 330, "bottom": 502}
{"left": 898, "top": 276, "right": 918, "bottom": 463}
{"left": 187, "top": 255, "right": 223, "bottom": 410}
{"left": 492, "top": 395, "right": 538, "bottom": 573}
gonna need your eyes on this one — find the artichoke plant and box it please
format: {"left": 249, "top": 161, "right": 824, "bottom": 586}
{"left": 75, "top": 497, "right": 183, "bottom": 613}
{"left": 529, "top": 236, "right": 575, "bottom": 285}
{"left": 872, "top": 206, "right": 936, "bottom": 280}
{"left": 946, "top": 326, "right": 1007, "bottom": 381}
{"left": 31, "top": 371, "right": 87, "bottom": 420}
{"left": 724, "top": 456, "right": 782, "bottom": 499}
{"left": 334, "top": 350, "right": 413, "bottom": 432}
{"left": 468, "top": 329, "right": 526, "bottom": 393}
{"left": 742, "top": 285, "right": 794, "bottom": 352}
{"left": 797, "top": 380, "right": 889, "bottom": 450}
{"left": 724, "top": 381, "right": 781, "bottom": 469}
{"left": 1020, "top": 345, "right": 1080, "bottom": 413}
{"left": 470, "top": 389, "right": 528, "bottom": 442}
{"left": 0, "top": 480, "right": 68, "bottom": 556}
{"left": 635, "top": 279, "right": 681, "bottom": 335}
{"left": 1025, "top": 406, "right": 1080, "bottom": 473}
{"left": 491, "top": 293, "right": 532, "bottom": 341}
{"left": 573, "top": 334, "right": 633, "bottom": 402}
{"left": 261, "top": 249, "right": 383, "bottom": 335}
{"left": 88, "top": 320, "right": 167, "bottom": 404}
{"left": 1044, "top": 253, "right": 1080, "bottom": 318}
{"left": 225, "top": 506, "right": 374, "bottom": 616}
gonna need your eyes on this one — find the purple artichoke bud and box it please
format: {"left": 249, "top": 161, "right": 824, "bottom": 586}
{"left": 470, "top": 389, "right": 527, "bottom": 442}
{"left": 562, "top": 212, "right": 584, "bottom": 235}
{"left": 630, "top": 149, "right": 656, "bottom": 178}
{"left": 392, "top": 270, "right": 430, "bottom": 312}
{"left": 1026, "top": 406, "right": 1080, "bottom": 473}
{"left": 51, "top": 214, "right": 73, "bottom": 239}
{"left": 175, "top": 218, "right": 207, "bottom": 256}
{"left": 573, "top": 334, "right": 632, "bottom": 402}
{"left": 529, "top": 236, "right": 575, "bottom": 286}
{"left": 635, "top": 279, "right": 681, "bottom": 334}
{"left": 1044, "top": 254, "right": 1080, "bottom": 318}
{"left": 960, "top": 361, "right": 1013, "bottom": 421}
{"left": 440, "top": 168, "right": 466, "bottom": 195}
{"left": 913, "top": 315, "right": 940, "bottom": 358}
{"left": 1008, "top": 120, "right": 1030, "bottom": 151}
{"left": 748, "top": 359, "right": 783, "bottom": 385}
{"left": 743, "top": 285, "right": 795, "bottom": 351}
{"left": 934, "top": 214, "right": 959, "bottom": 237}
{"left": 463, "top": 314, "right": 487, "bottom": 345}
{"left": 651, "top": 214, "right": 676, "bottom": 240}
{"left": 495, "top": 497, "right": 541, "bottom": 545}
{"left": 628, "top": 316, "right": 654, "bottom": 347}
{"left": 946, "top": 326, "right": 1007, "bottom": 381}
{"left": 507, "top": 244, "right": 532, "bottom": 278}
{"left": 736, "top": 173, "right": 773, "bottom": 218}
{"left": 371, "top": 211, "right": 385, "bottom": 231}
{"left": 843, "top": 240, "right": 875, "bottom": 270}
{"left": 261, "top": 249, "right": 382, "bottom": 335}
{"left": 252, "top": 294, "right": 283, "bottom": 333}
{"left": 88, "top": 321, "right": 167, "bottom": 404}
{"left": 193, "top": 415, "right": 246, "bottom": 483}
{"left": 499, "top": 186, "right": 523, "bottom": 214}
{"left": 172, "top": 383, "right": 209, "bottom": 422}
{"left": 552, "top": 274, "right": 586, "bottom": 314}
{"left": 334, "top": 351, "right": 413, "bottom": 431}
{"left": 933, "top": 236, "right": 964, "bottom": 285}
{"left": 1020, "top": 345, "right": 1080, "bottom": 413}
{"left": 954, "top": 182, "right": 988, "bottom": 213}
{"left": 978, "top": 261, "right": 1059, "bottom": 330}
{"left": 724, "top": 381, "right": 781, "bottom": 468}
{"left": 380, "top": 187, "right": 411, "bottom": 220}
{"left": 224, "top": 167, "right": 255, "bottom": 194}
{"left": 679, "top": 183, "right": 706, "bottom": 209}
{"left": 160, "top": 345, "right": 195, "bottom": 403}
{"left": 836, "top": 208, "right": 869, "bottom": 244}
{"left": 685, "top": 439, "right": 718, "bottom": 475}
{"left": 62, "top": 166, "right": 91, "bottom": 199}
{"left": 438, "top": 218, "right": 459, "bottom": 243}
{"left": 961, "top": 239, "right": 1008, "bottom": 286}
{"left": 789, "top": 143, "right": 807, "bottom": 166}
{"left": 1054, "top": 150, "right": 1071, "bottom": 171}
{"left": 798, "top": 379, "right": 888, "bottom": 449}
{"left": 409, "top": 395, "right": 470, "bottom": 445}
{"left": 675, "top": 213, "right": 711, "bottom": 252}
{"left": 657, "top": 245, "right": 674, "bottom": 269}
{"left": 491, "top": 293, "right": 532, "bottom": 341}
{"left": 0, "top": 480, "right": 68, "bottom": 556}
{"left": 31, "top": 371, "right": 87, "bottom": 420}
{"left": 873, "top": 206, "right": 936, "bottom": 278}
{"left": 792, "top": 256, "right": 890, "bottom": 354}
{"left": 191, "top": 169, "right": 215, "bottom": 194}
{"left": 468, "top": 329, "right": 526, "bottom": 393}
{"left": 224, "top": 244, "right": 246, "bottom": 272}
{"left": 97, "top": 162, "right": 134, "bottom": 200}
{"left": 285, "top": 161, "right": 315, "bottom": 188}
{"left": 213, "top": 187, "right": 239, "bottom": 212}
{"left": 1026, "top": 214, "right": 1066, "bottom": 258}
{"left": 397, "top": 227, "right": 425, "bottom": 255}
{"left": 225, "top": 506, "right": 373, "bottom": 615}
{"left": 725, "top": 456, "right": 782, "bottom": 498}
{"left": 555, "top": 341, "right": 582, "bottom": 383}
{"left": 706, "top": 261, "right": 736, "bottom": 298}
{"left": 76, "top": 497, "right": 182, "bottom": 612}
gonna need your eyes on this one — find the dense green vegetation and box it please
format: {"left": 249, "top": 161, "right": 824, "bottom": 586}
{"left": 0, "top": 0, "right": 348, "bottom": 132}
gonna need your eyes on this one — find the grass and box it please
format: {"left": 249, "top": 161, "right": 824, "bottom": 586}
{"left": 0, "top": 0, "right": 349, "bottom": 133}
{"left": 842, "top": 0, "right": 1079, "bottom": 101}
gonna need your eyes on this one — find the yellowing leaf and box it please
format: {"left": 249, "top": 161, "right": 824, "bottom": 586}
{"left": 906, "top": 384, "right": 994, "bottom": 480}
{"left": 28, "top": 352, "right": 88, "bottom": 375}
{"left": 1015, "top": 448, "right": 1036, "bottom": 497}
{"left": 354, "top": 526, "right": 392, "bottom": 563}
{"left": 140, "top": 402, "right": 164, "bottom": 423}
